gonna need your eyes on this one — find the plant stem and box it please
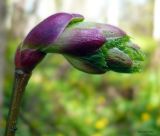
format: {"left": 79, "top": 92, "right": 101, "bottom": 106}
{"left": 5, "top": 69, "right": 31, "bottom": 136}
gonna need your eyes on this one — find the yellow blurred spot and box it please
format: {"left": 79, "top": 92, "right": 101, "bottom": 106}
{"left": 0, "top": 119, "right": 6, "bottom": 128}
{"left": 32, "top": 73, "right": 42, "bottom": 83}
{"left": 85, "top": 117, "right": 93, "bottom": 125}
{"left": 146, "top": 104, "right": 154, "bottom": 111}
{"left": 92, "top": 133, "right": 102, "bottom": 136}
{"left": 95, "top": 118, "right": 109, "bottom": 129}
{"left": 156, "top": 116, "right": 160, "bottom": 126}
{"left": 141, "top": 112, "right": 151, "bottom": 122}
{"left": 56, "top": 133, "right": 64, "bottom": 136}
{"left": 97, "top": 96, "right": 106, "bottom": 104}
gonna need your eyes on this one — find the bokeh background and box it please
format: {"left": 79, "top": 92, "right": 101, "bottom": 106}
{"left": 0, "top": 0, "right": 160, "bottom": 136}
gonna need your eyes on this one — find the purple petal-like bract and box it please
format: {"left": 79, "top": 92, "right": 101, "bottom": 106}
{"left": 15, "top": 46, "right": 45, "bottom": 72}
{"left": 24, "top": 12, "right": 84, "bottom": 48}
{"left": 49, "top": 22, "right": 126, "bottom": 56}
{"left": 52, "top": 28, "right": 106, "bottom": 56}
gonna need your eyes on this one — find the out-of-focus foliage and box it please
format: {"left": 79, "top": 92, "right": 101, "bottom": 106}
{"left": 1, "top": 0, "right": 160, "bottom": 136}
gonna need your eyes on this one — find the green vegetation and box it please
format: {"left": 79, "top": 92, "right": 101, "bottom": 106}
{"left": 2, "top": 35, "right": 160, "bottom": 136}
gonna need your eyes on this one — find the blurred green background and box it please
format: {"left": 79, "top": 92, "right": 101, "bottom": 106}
{"left": 0, "top": 0, "right": 160, "bottom": 136}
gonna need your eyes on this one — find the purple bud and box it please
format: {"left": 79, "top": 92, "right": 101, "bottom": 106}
{"left": 15, "top": 12, "right": 144, "bottom": 73}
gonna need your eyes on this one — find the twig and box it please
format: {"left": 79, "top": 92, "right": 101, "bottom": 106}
{"left": 4, "top": 69, "right": 31, "bottom": 136}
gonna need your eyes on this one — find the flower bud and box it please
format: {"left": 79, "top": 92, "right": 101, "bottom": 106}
{"left": 15, "top": 12, "right": 145, "bottom": 74}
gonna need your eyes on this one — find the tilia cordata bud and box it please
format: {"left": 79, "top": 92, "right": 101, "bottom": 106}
{"left": 15, "top": 12, "right": 145, "bottom": 74}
